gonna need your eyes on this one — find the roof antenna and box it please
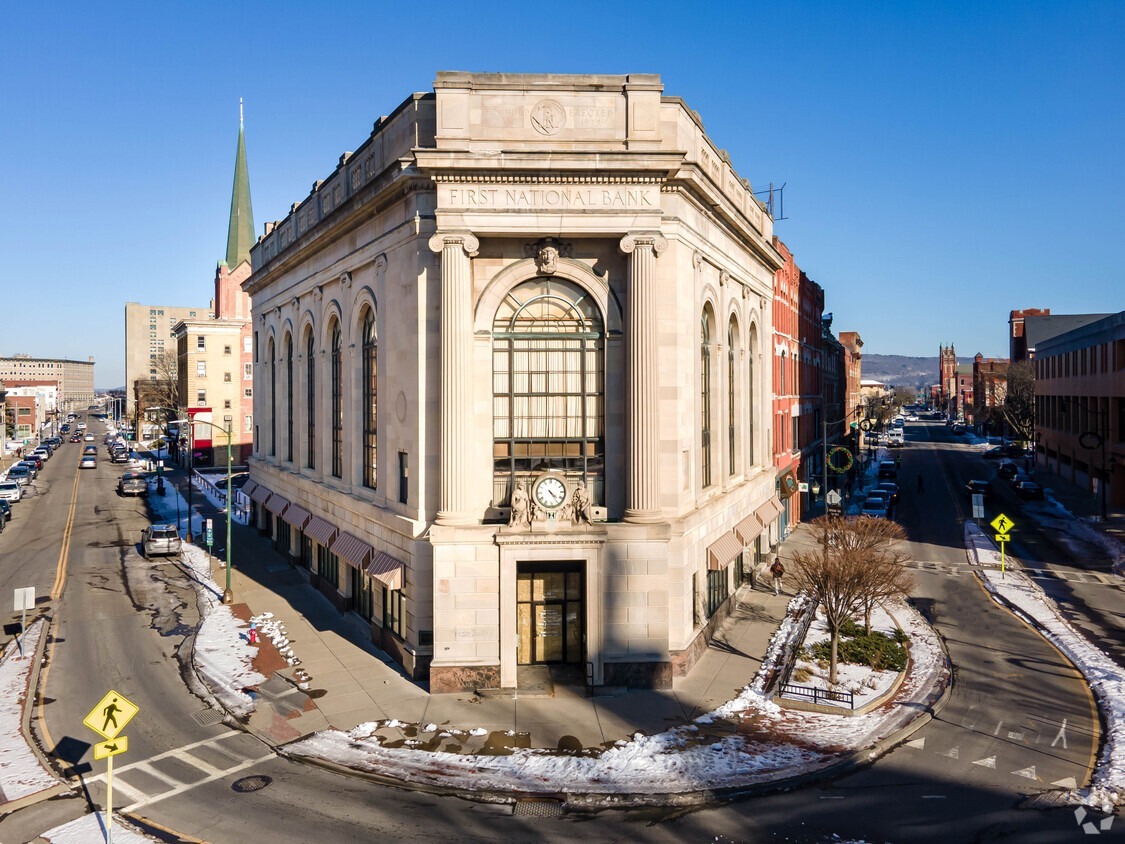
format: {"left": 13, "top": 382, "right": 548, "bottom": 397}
{"left": 239, "top": 98, "right": 244, "bottom": 128}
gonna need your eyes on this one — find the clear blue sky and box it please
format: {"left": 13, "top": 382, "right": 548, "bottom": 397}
{"left": 2, "top": 1, "right": 1121, "bottom": 388}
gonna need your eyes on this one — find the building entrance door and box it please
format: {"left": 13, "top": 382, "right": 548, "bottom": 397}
{"left": 516, "top": 563, "right": 583, "bottom": 665}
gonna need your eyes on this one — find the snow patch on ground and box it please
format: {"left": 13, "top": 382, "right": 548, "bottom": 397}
{"left": 966, "top": 523, "right": 1124, "bottom": 810}
{"left": 39, "top": 811, "right": 156, "bottom": 843}
{"left": 789, "top": 603, "right": 902, "bottom": 710}
{"left": 0, "top": 619, "right": 59, "bottom": 804}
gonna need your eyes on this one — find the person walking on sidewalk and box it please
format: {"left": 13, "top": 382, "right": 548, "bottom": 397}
{"left": 770, "top": 557, "right": 786, "bottom": 596}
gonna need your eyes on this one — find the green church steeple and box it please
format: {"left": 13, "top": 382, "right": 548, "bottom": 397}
{"left": 224, "top": 99, "right": 255, "bottom": 270}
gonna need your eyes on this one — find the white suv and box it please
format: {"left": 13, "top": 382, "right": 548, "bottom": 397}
{"left": 0, "top": 480, "right": 21, "bottom": 502}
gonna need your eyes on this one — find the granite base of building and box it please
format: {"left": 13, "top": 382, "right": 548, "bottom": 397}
{"left": 670, "top": 588, "right": 741, "bottom": 678}
{"left": 602, "top": 660, "right": 673, "bottom": 690}
{"left": 430, "top": 664, "right": 501, "bottom": 694}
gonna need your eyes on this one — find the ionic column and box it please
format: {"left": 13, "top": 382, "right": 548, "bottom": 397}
{"left": 429, "top": 231, "right": 479, "bottom": 524}
{"left": 620, "top": 232, "right": 667, "bottom": 522}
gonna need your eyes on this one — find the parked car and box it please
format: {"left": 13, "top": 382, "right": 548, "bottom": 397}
{"left": 982, "top": 446, "right": 1007, "bottom": 459}
{"left": 21, "top": 454, "right": 44, "bottom": 471}
{"left": 997, "top": 461, "right": 1021, "bottom": 481}
{"left": 17, "top": 461, "right": 40, "bottom": 480}
{"left": 876, "top": 482, "right": 900, "bottom": 505}
{"left": 111, "top": 450, "right": 132, "bottom": 464}
{"left": 0, "top": 498, "right": 11, "bottom": 522}
{"left": 860, "top": 499, "right": 889, "bottom": 519}
{"left": 142, "top": 524, "right": 182, "bottom": 558}
{"left": 118, "top": 473, "right": 148, "bottom": 496}
{"left": 6, "top": 465, "right": 31, "bottom": 486}
{"left": 964, "top": 479, "right": 993, "bottom": 498}
{"left": 878, "top": 461, "right": 899, "bottom": 480}
{"left": 79, "top": 454, "right": 97, "bottom": 469}
{"left": 0, "top": 480, "right": 22, "bottom": 502}
{"left": 1014, "top": 480, "right": 1045, "bottom": 500}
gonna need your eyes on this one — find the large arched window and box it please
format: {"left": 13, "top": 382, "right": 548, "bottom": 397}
{"left": 728, "top": 317, "right": 738, "bottom": 477}
{"left": 330, "top": 320, "right": 342, "bottom": 479}
{"left": 492, "top": 277, "right": 604, "bottom": 507}
{"left": 285, "top": 334, "right": 293, "bottom": 463}
{"left": 701, "top": 307, "right": 714, "bottom": 488}
{"left": 305, "top": 329, "right": 315, "bottom": 470}
{"left": 268, "top": 336, "right": 276, "bottom": 457}
{"left": 361, "top": 309, "right": 377, "bottom": 490}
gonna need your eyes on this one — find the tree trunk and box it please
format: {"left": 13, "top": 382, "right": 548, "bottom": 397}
{"left": 829, "top": 629, "right": 840, "bottom": 685}
{"left": 864, "top": 603, "right": 872, "bottom": 635}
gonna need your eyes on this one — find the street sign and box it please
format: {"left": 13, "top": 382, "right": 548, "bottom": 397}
{"left": 83, "top": 690, "right": 139, "bottom": 741}
{"left": 990, "top": 513, "right": 1015, "bottom": 534}
{"left": 995, "top": 533, "right": 1011, "bottom": 543}
{"left": 205, "top": 518, "right": 214, "bottom": 546}
{"left": 826, "top": 490, "right": 842, "bottom": 506}
{"left": 972, "top": 494, "right": 984, "bottom": 520}
{"left": 93, "top": 735, "right": 129, "bottom": 760}
{"left": 13, "top": 587, "right": 35, "bottom": 612}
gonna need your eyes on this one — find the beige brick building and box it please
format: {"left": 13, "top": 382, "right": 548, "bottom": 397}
{"left": 246, "top": 73, "right": 782, "bottom": 692}
{"left": 0, "top": 355, "right": 95, "bottom": 413}
{"left": 124, "top": 303, "right": 212, "bottom": 417}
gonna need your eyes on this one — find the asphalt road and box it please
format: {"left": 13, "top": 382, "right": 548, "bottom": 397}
{"left": 0, "top": 418, "right": 1119, "bottom": 844}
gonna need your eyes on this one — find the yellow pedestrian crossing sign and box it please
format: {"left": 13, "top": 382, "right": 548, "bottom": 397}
{"left": 93, "top": 735, "right": 129, "bottom": 760}
{"left": 990, "top": 513, "right": 1015, "bottom": 534}
{"left": 83, "top": 690, "right": 138, "bottom": 741}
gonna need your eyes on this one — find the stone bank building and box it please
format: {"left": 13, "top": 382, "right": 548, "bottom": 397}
{"left": 245, "top": 73, "right": 783, "bottom": 693}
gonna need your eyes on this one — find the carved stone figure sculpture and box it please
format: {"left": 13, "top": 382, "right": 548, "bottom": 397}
{"left": 509, "top": 481, "right": 530, "bottom": 526}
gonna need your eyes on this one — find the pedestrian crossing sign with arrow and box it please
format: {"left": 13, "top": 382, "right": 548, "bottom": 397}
{"left": 93, "top": 735, "right": 129, "bottom": 760}
{"left": 83, "top": 689, "right": 138, "bottom": 741}
{"left": 990, "top": 513, "right": 1015, "bottom": 534}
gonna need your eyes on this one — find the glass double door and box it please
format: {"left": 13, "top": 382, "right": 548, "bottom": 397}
{"left": 516, "top": 563, "right": 583, "bottom": 665}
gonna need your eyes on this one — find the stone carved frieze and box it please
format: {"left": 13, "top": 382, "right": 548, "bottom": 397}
{"left": 530, "top": 100, "right": 566, "bottom": 135}
{"left": 523, "top": 238, "right": 573, "bottom": 274}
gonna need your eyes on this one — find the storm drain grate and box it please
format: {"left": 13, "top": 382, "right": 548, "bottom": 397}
{"left": 191, "top": 708, "right": 225, "bottom": 727}
{"left": 512, "top": 800, "right": 564, "bottom": 818}
{"left": 232, "top": 775, "right": 273, "bottom": 793}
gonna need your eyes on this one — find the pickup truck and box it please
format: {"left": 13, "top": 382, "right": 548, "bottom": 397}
{"left": 142, "top": 524, "right": 182, "bottom": 558}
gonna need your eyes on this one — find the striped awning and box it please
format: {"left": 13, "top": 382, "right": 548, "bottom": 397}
{"left": 706, "top": 531, "right": 744, "bottom": 571}
{"left": 242, "top": 479, "right": 259, "bottom": 498}
{"left": 304, "top": 515, "right": 338, "bottom": 546}
{"left": 330, "top": 531, "right": 374, "bottom": 568}
{"left": 755, "top": 497, "right": 784, "bottom": 526}
{"left": 249, "top": 484, "right": 272, "bottom": 504}
{"left": 265, "top": 494, "right": 290, "bottom": 516}
{"left": 734, "top": 512, "right": 764, "bottom": 546}
{"left": 282, "top": 503, "right": 312, "bottom": 530}
{"left": 366, "top": 550, "right": 404, "bottom": 590}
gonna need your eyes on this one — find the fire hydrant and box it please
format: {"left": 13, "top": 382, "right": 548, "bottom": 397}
{"left": 248, "top": 623, "right": 259, "bottom": 645}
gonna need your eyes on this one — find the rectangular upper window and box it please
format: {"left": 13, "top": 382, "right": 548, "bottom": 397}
{"left": 196, "top": 336, "right": 206, "bottom": 351}
{"left": 196, "top": 361, "right": 206, "bottom": 377}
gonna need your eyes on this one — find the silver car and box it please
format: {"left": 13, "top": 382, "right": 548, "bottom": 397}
{"left": 142, "top": 524, "right": 182, "bottom": 558}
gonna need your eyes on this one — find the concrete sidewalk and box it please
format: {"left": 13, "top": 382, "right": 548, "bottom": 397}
{"left": 1030, "top": 464, "right": 1125, "bottom": 570}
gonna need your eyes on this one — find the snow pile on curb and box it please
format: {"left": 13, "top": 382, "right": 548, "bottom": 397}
{"left": 147, "top": 487, "right": 264, "bottom": 718}
{"left": 0, "top": 619, "right": 60, "bottom": 803}
{"left": 966, "top": 522, "right": 1123, "bottom": 810}
{"left": 286, "top": 589, "right": 948, "bottom": 798}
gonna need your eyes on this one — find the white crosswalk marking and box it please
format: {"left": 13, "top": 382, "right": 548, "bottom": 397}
{"left": 84, "top": 730, "right": 275, "bottom": 813}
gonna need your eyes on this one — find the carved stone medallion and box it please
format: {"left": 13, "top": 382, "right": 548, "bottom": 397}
{"left": 530, "top": 100, "right": 566, "bottom": 136}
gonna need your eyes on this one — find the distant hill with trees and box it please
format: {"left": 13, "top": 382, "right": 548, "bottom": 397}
{"left": 860, "top": 353, "right": 973, "bottom": 392}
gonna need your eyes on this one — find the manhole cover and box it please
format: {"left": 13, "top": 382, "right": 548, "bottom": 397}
{"left": 512, "top": 800, "right": 564, "bottom": 817}
{"left": 231, "top": 775, "right": 272, "bottom": 793}
{"left": 191, "top": 708, "right": 225, "bottom": 727}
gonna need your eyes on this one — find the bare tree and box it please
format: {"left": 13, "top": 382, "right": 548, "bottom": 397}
{"left": 1002, "top": 360, "right": 1035, "bottom": 443}
{"left": 149, "top": 351, "right": 181, "bottom": 414}
{"left": 789, "top": 516, "right": 915, "bottom": 683}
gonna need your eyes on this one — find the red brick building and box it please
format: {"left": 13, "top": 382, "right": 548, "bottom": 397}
{"left": 772, "top": 239, "right": 802, "bottom": 533}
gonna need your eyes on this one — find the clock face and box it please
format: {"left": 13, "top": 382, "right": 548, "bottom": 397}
{"left": 534, "top": 476, "right": 567, "bottom": 509}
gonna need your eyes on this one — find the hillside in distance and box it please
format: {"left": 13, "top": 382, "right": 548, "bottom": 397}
{"left": 860, "top": 353, "right": 973, "bottom": 391}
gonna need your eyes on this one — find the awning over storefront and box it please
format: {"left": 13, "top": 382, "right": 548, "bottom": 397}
{"left": 249, "top": 484, "right": 272, "bottom": 505}
{"left": 734, "top": 512, "right": 765, "bottom": 546}
{"left": 365, "top": 550, "right": 405, "bottom": 590}
{"left": 241, "top": 479, "right": 259, "bottom": 498}
{"left": 264, "top": 494, "right": 289, "bottom": 517}
{"left": 706, "top": 531, "right": 744, "bottom": 571}
{"left": 304, "top": 515, "right": 338, "bottom": 546}
{"left": 754, "top": 497, "right": 784, "bottom": 526}
{"left": 281, "top": 503, "right": 312, "bottom": 530}
{"left": 330, "top": 531, "right": 373, "bottom": 568}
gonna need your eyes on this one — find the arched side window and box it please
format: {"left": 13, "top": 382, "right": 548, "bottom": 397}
{"left": 701, "top": 307, "right": 714, "bottom": 489}
{"left": 285, "top": 335, "right": 293, "bottom": 463}
{"left": 305, "top": 330, "right": 316, "bottom": 470}
{"left": 268, "top": 337, "right": 276, "bottom": 457}
{"left": 728, "top": 317, "right": 738, "bottom": 477}
{"left": 362, "top": 309, "right": 377, "bottom": 490}
{"left": 330, "top": 321, "right": 343, "bottom": 479}
{"left": 748, "top": 323, "right": 758, "bottom": 465}
{"left": 492, "top": 277, "right": 605, "bottom": 507}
